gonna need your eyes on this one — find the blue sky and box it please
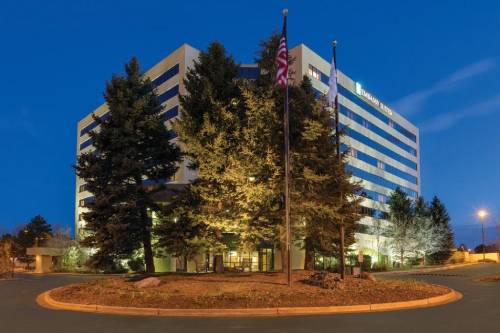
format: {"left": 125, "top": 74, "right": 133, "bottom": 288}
{"left": 1, "top": 0, "right": 499, "bottom": 247}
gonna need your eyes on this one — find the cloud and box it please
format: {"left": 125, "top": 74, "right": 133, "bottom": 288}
{"left": 393, "top": 58, "right": 498, "bottom": 115}
{"left": 421, "top": 94, "right": 500, "bottom": 132}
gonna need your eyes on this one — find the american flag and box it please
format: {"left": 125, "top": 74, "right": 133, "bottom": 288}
{"left": 275, "top": 16, "right": 288, "bottom": 87}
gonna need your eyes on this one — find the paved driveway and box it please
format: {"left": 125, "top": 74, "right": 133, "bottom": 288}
{"left": 0, "top": 264, "right": 499, "bottom": 333}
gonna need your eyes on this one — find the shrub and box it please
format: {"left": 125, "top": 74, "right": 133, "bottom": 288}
{"left": 127, "top": 258, "right": 145, "bottom": 273}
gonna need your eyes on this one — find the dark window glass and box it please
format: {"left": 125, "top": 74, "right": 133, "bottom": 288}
{"left": 344, "top": 127, "right": 417, "bottom": 170}
{"left": 238, "top": 66, "right": 260, "bottom": 80}
{"left": 162, "top": 105, "right": 179, "bottom": 121}
{"left": 309, "top": 68, "right": 417, "bottom": 143}
{"left": 152, "top": 64, "right": 179, "bottom": 87}
{"left": 341, "top": 144, "right": 418, "bottom": 184}
{"left": 339, "top": 106, "right": 417, "bottom": 156}
{"left": 347, "top": 165, "right": 417, "bottom": 198}
{"left": 79, "top": 138, "right": 93, "bottom": 150}
{"left": 158, "top": 85, "right": 179, "bottom": 104}
{"left": 166, "top": 129, "right": 177, "bottom": 140}
{"left": 80, "top": 112, "right": 110, "bottom": 137}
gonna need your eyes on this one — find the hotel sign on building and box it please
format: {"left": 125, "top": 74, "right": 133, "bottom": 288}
{"left": 355, "top": 82, "right": 394, "bottom": 116}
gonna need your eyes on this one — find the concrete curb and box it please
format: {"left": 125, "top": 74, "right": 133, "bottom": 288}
{"left": 37, "top": 287, "right": 462, "bottom": 317}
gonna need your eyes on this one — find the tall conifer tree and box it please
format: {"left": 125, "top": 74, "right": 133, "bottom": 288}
{"left": 429, "top": 196, "right": 454, "bottom": 263}
{"left": 75, "top": 58, "right": 181, "bottom": 273}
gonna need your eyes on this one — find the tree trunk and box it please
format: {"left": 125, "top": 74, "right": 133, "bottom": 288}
{"left": 142, "top": 212, "right": 155, "bottom": 273}
{"left": 304, "top": 237, "right": 315, "bottom": 270}
{"left": 400, "top": 250, "right": 404, "bottom": 268}
{"left": 280, "top": 242, "right": 288, "bottom": 273}
{"left": 214, "top": 254, "right": 224, "bottom": 273}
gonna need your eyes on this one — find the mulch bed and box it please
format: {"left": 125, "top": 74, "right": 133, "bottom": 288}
{"left": 50, "top": 270, "right": 450, "bottom": 309}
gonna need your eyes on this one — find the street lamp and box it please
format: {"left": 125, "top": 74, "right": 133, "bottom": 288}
{"left": 476, "top": 209, "right": 488, "bottom": 261}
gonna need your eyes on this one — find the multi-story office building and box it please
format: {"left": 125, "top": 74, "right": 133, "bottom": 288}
{"left": 75, "top": 43, "right": 419, "bottom": 271}
{"left": 289, "top": 44, "right": 420, "bottom": 267}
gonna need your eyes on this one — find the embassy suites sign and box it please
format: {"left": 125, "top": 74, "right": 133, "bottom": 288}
{"left": 355, "top": 82, "right": 393, "bottom": 116}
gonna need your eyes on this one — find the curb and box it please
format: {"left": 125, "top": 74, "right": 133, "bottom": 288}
{"left": 37, "top": 288, "right": 462, "bottom": 317}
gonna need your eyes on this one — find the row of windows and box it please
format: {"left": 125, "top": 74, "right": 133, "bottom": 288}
{"left": 360, "top": 188, "right": 388, "bottom": 204}
{"left": 357, "top": 223, "right": 390, "bottom": 237}
{"left": 345, "top": 127, "right": 418, "bottom": 170}
{"left": 308, "top": 64, "right": 417, "bottom": 143}
{"left": 162, "top": 105, "right": 179, "bottom": 122}
{"left": 79, "top": 138, "right": 93, "bottom": 150}
{"left": 340, "top": 105, "right": 417, "bottom": 156}
{"left": 80, "top": 67, "right": 180, "bottom": 139}
{"left": 80, "top": 113, "right": 110, "bottom": 137}
{"left": 78, "top": 184, "right": 88, "bottom": 193}
{"left": 342, "top": 144, "right": 418, "bottom": 185}
{"left": 158, "top": 85, "right": 179, "bottom": 104}
{"left": 79, "top": 128, "right": 178, "bottom": 151}
{"left": 360, "top": 205, "right": 389, "bottom": 220}
{"left": 78, "top": 196, "right": 94, "bottom": 207}
{"left": 152, "top": 64, "right": 179, "bottom": 87}
{"left": 238, "top": 66, "right": 261, "bottom": 80}
{"left": 338, "top": 85, "right": 417, "bottom": 143}
{"left": 348, "top": 164, "right": 417, "bottom": 198}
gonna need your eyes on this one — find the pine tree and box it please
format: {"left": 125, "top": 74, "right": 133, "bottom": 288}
{"left": 255, "top": 34, "right": 363, "bottom": 271}
{"left": 429, "top": 196, "right": 454, "bottom": 263}
{"left": 15, "top": 215, "right": 53, "bottom": 268}
{"left": 173, "top": 42, "right": 246, "bottom": 272}
{"left": 75, "top": 58, "right": 181, "bottom": 273}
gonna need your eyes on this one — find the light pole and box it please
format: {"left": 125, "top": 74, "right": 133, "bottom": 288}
{"left": 477, "top": 209, "right": 488, "bottom": 261}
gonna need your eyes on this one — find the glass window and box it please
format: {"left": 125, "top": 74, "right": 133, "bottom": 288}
{"left": 347, "top": 164, "right": 418, "bottom": 198}
{"left": 162, "top": 105, "right": 179, "bottom": 121}
{"left": 152, "top": 64, "right": 179, "bottom": 87}
{"left": 339, "top": 105, "right": 417, "bottom": 156}
{"left": 79, "top": 138, "right": 93, "bottom": 151}
{"left": 158, "top": 85, "right": 179, "bottom": 104}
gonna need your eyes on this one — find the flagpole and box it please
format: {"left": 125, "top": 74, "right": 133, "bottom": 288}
{"left": 282, "top": 8, "right": 292, "bottom": 287}
{"left": 332, "top": 39, "right": 346, "bottom": 280}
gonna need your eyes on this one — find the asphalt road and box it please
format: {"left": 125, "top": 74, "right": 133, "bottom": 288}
{"left": 0, "top": 264, "right": 499, "bottom": 333}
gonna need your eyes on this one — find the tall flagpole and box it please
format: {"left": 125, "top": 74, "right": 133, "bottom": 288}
{"left": 332, "top": 40, "right": 346, "bottom": 280}
{"left": 282, "top": 8, "right": 292, "bottom": 287}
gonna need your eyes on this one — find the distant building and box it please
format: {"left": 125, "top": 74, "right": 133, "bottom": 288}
{"left": 75, "top": 43, "right": 420, "bottom": 272}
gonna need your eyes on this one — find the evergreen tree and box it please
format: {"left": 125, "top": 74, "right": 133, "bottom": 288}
{"left": 155, "top": 189, "right": 210, "bottom": 269}
{"left": 255, "top": 34, "right": 363, "bottom": 270}
{"left": 429, "top": 196, "right": 454, "bottom": 263}
{"left": 173, "top": 42, "right": 246, "bottom": 272}
{"left": 15, "top": 215, "right": 53, "bottom": 268}
{"left": 75, "top": 58, "right": 182, "bottom": 273}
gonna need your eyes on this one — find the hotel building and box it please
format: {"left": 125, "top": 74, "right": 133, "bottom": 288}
{"left": 75, "top": 43, "right": 420, "bottom": 272}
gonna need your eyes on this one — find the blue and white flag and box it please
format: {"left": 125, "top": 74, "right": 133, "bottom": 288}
{"left": 327, "top": 56, "right": 337, "bottom": 106}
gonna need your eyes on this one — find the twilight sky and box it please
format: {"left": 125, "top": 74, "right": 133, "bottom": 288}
{"left": 1, "top": 0, "right": 499, "bottom": 247}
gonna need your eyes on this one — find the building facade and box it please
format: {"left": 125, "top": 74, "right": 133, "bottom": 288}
{"left": 75, "top": 43, "right": 420, "bottom": 272}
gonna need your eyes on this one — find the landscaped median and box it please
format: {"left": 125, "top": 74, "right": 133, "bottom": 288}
{"left": 37, "top": 271, "right": 462, "bottom": 317}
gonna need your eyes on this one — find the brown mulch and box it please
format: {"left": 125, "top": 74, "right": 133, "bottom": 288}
{"left": 50, "top": 270, "right": 450, "bottom": 309}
